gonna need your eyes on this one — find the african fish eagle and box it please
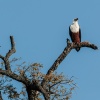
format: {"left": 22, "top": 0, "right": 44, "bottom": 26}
{"left": 69, "top": 18, "right": 81, "bottom": 52}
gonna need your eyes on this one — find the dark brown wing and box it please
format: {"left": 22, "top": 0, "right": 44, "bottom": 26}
{"left": 69, "top": 26, "right": 73, "bottom": 42}
{"left": 79, "top": 28, "right": 81, "bottom": 42}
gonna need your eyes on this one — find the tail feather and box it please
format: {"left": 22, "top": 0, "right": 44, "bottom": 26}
{"left": 75, "top": 48, "right": 80, "bottom": 52}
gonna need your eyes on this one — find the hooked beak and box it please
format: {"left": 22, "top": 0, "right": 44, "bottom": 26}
{"left": 74, "top": 18, "right": 78, "bottom": 21}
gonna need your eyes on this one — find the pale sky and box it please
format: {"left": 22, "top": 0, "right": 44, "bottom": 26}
{"left": 0, "top": 0, "right": 100, "bottom": 100}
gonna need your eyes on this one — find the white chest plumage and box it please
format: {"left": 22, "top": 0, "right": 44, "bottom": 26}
{"left": 70, "top": 22, "right": 79, "bottom": 33}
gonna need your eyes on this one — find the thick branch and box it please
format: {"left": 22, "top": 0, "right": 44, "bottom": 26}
{"left": 3, "top": 58, "right": 11, "bottom": 70}
{"left": 0, "top": 69, "right": 29, "bottom": 84}
{"left": 42, "top": 40, "right": 98, "bottom": 87}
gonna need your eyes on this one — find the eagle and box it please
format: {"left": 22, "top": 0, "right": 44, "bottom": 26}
{"left": 69, "top": 18, "right": 81, "bottom": 52}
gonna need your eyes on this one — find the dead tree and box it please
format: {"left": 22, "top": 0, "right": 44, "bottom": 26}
{"left": 0, "top": 36, "right": 98, "bottom": 100}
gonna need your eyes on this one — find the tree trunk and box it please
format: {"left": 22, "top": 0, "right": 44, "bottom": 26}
{"left": 26, "top": 85, "right": 50, "bottom": 100}
{"left": 26, "top": 86, "right": 35, "bottom": 100}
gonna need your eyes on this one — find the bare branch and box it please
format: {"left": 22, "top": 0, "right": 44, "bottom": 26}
{"left": 71, "top": 41, "right": 98, "bottom": 50}
{"left": 0, "top": 69, "right": 29, "bottom": 84}
{"left": 6, "top": 36, "right": 16, "bottom": 59}
{"left": 0, "top": 36, "right": 16, "bottom": 71}
{"left": 47, "top": 41, "right": 98, "bottom": 75}
{"left": 42, "top": 39, "right": 98, "bottom": 87}
{"left": 0, "top": 36, "right": 16, "bottom": 70}
{"left": 0, "top": 55, "right": 4, "bottom": 61}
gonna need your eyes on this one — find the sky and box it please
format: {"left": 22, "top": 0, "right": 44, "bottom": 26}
{"left": 0, "top": 0, "right": 100, "bottom": 100}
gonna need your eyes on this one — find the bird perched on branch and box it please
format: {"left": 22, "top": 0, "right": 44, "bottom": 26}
{"left": 69, "top": 18, "right": 81, "bottom": 52}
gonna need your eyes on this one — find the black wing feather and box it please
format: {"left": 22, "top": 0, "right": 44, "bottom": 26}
{"left": 69, "top": 26, "right": 73, "bottom": 42}
{"left": 79, "top": 28, "right": 81, "bottom": 42}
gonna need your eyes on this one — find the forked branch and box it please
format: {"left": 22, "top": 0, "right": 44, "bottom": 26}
{"left": 0, "top": 36, "right": 29, "bottom": 84}
{"left": 42, "top": 39, "right": 98, "bottom": 87}
{"left": 0, "top": 36, "right": 16, "bottom": 70}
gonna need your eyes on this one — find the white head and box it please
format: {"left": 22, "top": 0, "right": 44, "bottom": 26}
{"left": 73, "top": 18, "right": 78, "bottom": 24}
{"left": 70, "top": 18, "right": 79, "bottom": 33}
